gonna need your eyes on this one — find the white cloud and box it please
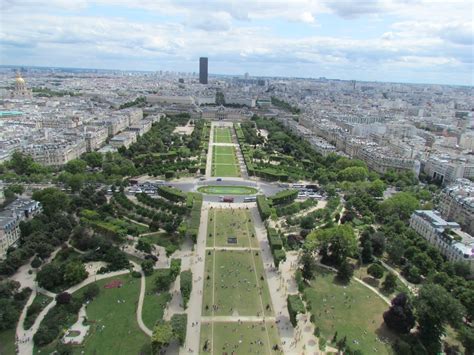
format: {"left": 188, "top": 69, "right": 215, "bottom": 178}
{"left": 0, "top": 0, "right": 472, "bottom": 84}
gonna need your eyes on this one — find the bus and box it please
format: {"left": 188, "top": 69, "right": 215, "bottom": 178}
{"left": 243, "top": 196, "right": 257, "bottom": 202}
{"left": 219, "top": 196, "right": 234, "bottom": 203}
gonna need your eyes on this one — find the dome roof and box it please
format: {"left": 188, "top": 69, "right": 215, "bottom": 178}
{"left": 15, "top": 73, "right": 25, "bottom": 84}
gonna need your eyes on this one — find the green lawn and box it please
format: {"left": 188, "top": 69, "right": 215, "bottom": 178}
{"left": 0, "top": 328, "right": 16, "bottom": 355}
{"left": 214, "top": 145, "right": 235, "bottom": 155}
{"left": 24, "top": 293, "right": 53, "bottom": 330}
{"left": 142, "top": 276, "right": 171, "bottom": 330}
{"left": 197, "top": 185, "right": 257, "bottom": 195}
{"left": 199, "top": 321, "right": 282, "bottom": 355}
{"left": 213, "top": 153, "right": 237, "bottom": 164}
{"left": 72, "top": 274, "right": 152, "bottom": 355}
{"left": 207, "top": 208, "right": 259, "bottom": 248}
{"left": 304, "top": 267, "right": 398, "bottom": 354}
{"left": 202, "top": 249, "right": 273, "bottom": 317}
{"left": 214, "top": 127, "right": 233, "bottom": 143}
{"left": 212, "top": 145, "right": 241, "bottom": 177}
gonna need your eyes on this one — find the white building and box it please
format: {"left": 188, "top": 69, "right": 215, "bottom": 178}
{"left": 0, "top": 198, "right": 42, "bottom": 259}
{"left": 409, "top": 210, "right": 474, "bottom": 273}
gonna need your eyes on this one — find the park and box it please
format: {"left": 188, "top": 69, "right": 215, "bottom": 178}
{"left": 1, "top": 116, "right": 470, "bottom": 355}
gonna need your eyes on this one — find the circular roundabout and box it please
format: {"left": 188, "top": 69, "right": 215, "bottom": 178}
{"left": 197, "top": 185, "right": 258, "bottom": 195}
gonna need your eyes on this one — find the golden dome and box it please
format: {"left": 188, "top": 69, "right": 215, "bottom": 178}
{"left": 15, "top": 73, "right": 25, "bottom": 84}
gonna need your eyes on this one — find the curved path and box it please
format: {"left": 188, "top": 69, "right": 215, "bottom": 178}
{"left": 16, "top": 268, "right": 133, "bottom": 355}
{"left": 136, "top": 269, "right": 153, "bottom": 336}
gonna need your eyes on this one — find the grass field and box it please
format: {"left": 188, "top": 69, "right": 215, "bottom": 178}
{"left": 207, "top": 208, "right": 259, "bottom": 248}
{"left": 142, "top": 275, "right": 171, "bottom": 330}
{"left": 72, "top": 274, "right": 151, "bottom": 355}
{"left": 202, "top": 249, "right": 273, "bottom": 317}
{"left": 197, "top": 185, "right": 258, "bottom": 195}
{"left": 212, "top": 145, "right": 241, "bottom": 177}
{"left": 304, "top": 267, "right": 398, "bottom": 354}
{"left": 200, "top": 321, "right": 283, "bottom": 355}
{"left": 214, "top": 127, "right": 233, "bottom": 143}
{"left": 0, "top": 328, "right": 15, "bottom": 355}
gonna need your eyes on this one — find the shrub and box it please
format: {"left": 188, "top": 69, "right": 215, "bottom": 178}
{"left": 170, "top": 314, "right": 187, "bottom": 345}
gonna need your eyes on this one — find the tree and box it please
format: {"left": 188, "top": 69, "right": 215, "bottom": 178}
{"left": 55, "top": 292, "right": 72, "bottom": 305}
{"left": 151, "top": 322, "right": 174, "bottom": 352}
{"left": 368, "top": 179, "right": 386, "bottom": 197}
{"left": 32, "top": 188, "right": 70, "bottom": 216}
{"left": 141, "top": 260, "right": 154, "bottom": 276}
{"left": 36, "top": 264, "right": 64, "bottom": 290}
{"left": 414, "top": 284, "right": 465, "bottom": 353}
{"left": 382, "top": 273, "right": 397, "bottom": 293}
{"left": 367, "top": 263, "right": 384, "bottom": 279}
{"left": 378, "top": 192, "right": 420, "bottom": 222}
{"left": 63, "top": 261, "right": 88, "bottom": 286}
{"left": 383, "top": 293, "right": 415, "bottom": 334}
{"left": 371, "top": 232, "right": 386, "bottom": 257}
{"left": 459, "top": 326, "right": 474, "bottom": 355}
{"left": 337, "top": 166, "right": 368, "bottom": 182}
{"left": 306, "top": 225, "right": 357, "bottom": 267}
{"left": 336, "top": 259, "right": 353, "bottom": 284}
{"left": 82, "top": 152, "right": 103, "bottom": 168}
{"left": 64, "top": 159, "right": 87, "bottom": 174}
{"left": 136, "top": 239, "right": 152, "bottom": 254}
{"left": 360, "top": 239, "right": 373, "bottom": 264}
{"left": 82, "top": 284, "right": 100, "bottom": 301}
{"left": 300, "top": 215, "right": 315, "bottom": 230}
{"left": 300, "top": 251, "right": 317, "bottom": 281}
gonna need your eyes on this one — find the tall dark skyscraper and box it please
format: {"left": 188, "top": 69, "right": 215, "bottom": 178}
{"left": 199, "top": 57, "right": 208, "bottom": 84}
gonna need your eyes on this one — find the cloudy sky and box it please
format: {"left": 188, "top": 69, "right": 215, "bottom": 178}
{"left": 1, "top": 0, "right": 473, "bottom": 85}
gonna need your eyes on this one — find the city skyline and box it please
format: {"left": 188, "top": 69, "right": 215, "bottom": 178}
{"left": 1, "top": 0, "right": 472, "bottom": 86}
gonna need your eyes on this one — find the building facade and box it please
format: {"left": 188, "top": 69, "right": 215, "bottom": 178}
{"left": 0, "top": 198, "right": 42, "bottom": 259}
{"left": 409, "top": 210, "right": 474, "bottom": 273}
{"left": 438, "top": 179, "right": 474, "bottom": 235}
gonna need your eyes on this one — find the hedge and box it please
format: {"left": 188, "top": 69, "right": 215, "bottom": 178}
{"left": 272, "top": 249, "right": 286, "bottom": 267}
{"left": 180, "top": 270, "right": 192, "bottom": 308}
{"left": 287, "top": 294, "right": 305, "bottom": 326}
{"left": 170, "top": 314, "right": 187, "bottom": 345}
{"left": 266, "top": 227, "right": 283, "bottom": 251}
{"left": 257, "top": 195, "right": 271, "bottom": 220}
{"left": 186, "top": 193, "right": 203, "bottom": 242}
{"left": 269, "top": 189, "right": 298, "bottom": 205}
{"left": 157, "top": 186, "right": 186, "bottom": 202}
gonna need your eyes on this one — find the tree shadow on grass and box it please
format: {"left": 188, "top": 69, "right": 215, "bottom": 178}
{"left": 362, "top": 277, "right": 380, "bottom": 288}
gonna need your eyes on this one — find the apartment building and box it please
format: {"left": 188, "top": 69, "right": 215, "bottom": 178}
{"left": 438, "top": 179, "right": 474, "bottom": 235}
{"left": 0, "top": 198, "right": 42, "bottom": 259}
{"left": 22, "top": 140, "right": 87, "bottom": 166}
{"left": 409, "top": 210, "right": 474, "bottom": 273}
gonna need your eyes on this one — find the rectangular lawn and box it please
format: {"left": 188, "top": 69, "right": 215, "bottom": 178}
{"left": 214, "top": 127, "right": 233, "bottom": 143}
{"left": 207, "top": 208, "right": 259, "bottom": 248}
{"left": 202, "top": 249, "right": 273, "bottom": 317}
{"left": 200, "top": 321, "right": 282, "bottom": 355}
{"left": 212, "top": 145, "right": 241, "bottom": 177}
